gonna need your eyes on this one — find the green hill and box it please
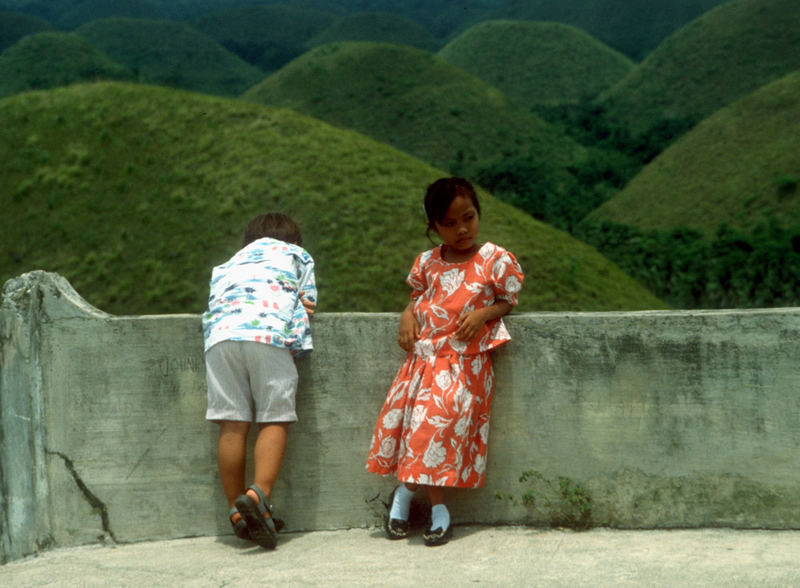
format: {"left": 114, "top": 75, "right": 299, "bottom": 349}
{"left": 307, "top": 12, "right": 439, "bottom": 51}
{"left": 438, "top": 20, "right": 633, "bottom": 112}
{"left": 599, "top": 0, "right": 800, "bottom": 137}
{"left": 0, "top": 82, "right": 665, "bottom": 314}
{"left": 585, "top": 69, "right": 800, "bottom": 237}
{"left": 192, "top": 5, "right": 336, "bottom": 72}
{"left": 576, "top": 70, "right": 800, "bottom": 308}
{"left": 0, "top": 10, "right": 50, "bottom": 53}
{"left": 75, "top": 17, "right": 264, "bottom": 97}
{"left": 0, "top": 32, "right": 133, "bottom": 98}
{"left": 243, "top": 42, "right": 587, "bottom": 214}
{"left": 496, "top": 0, "right": 727, "bottom": 61}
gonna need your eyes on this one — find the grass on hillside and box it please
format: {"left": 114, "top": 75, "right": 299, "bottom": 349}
{"left": 245, "top": 40, "right": 639, "bottom": 232}
{"left": 0, "top": 32, "right": 133, "bottom": 98}
{"left": 585, "top": 69, "right": 800, "bottom": 237}
{"left": 243, "top": 41, "right": 584, "bottom": 201}
{"left": 598, "top": 0, "right": 800, "bottom": 137}
{"left": 74, "top": 17, "right": 264, "bottom": 97}
{"left": 0, "top": 82, "right": 666, "bottom": 315}
{"left": 438, "top": 20, "right": 633, "bottom": 111}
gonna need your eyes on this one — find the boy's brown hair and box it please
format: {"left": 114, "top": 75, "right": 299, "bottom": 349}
{"left": 242, "top": 212, "right": 302, "bottom": 247}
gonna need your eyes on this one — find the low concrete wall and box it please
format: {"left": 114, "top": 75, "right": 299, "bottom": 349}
{"left": 2, "top": 271, "right": 800, "bottom": 562}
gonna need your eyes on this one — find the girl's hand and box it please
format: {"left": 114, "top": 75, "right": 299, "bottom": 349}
{"left": 454, "top": 309, "right": 486, "bottom": 342}
{"left": 397, "top": 304, "right": 419, "bottom": 352}
{"left": 300, "top": 291, "right": 315, "bottom": 316}
{"left": 454, "top": 301, "right": 512, "bottom": 342}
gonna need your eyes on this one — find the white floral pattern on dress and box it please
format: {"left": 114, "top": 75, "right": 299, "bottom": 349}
{"left": 366, "top": 242, "right": 524, "bottom": 488}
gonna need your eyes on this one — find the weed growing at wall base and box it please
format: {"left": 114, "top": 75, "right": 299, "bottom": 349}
{"left": 497, "top": 469, "right": 594, "bottom": 530}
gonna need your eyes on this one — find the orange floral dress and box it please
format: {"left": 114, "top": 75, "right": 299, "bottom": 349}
{"left": 366, "top": 242, "right": 523, "bottom": 488}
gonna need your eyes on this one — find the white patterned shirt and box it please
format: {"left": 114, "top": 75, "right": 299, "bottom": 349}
{"left": 202, "top": 238, "right": 316, "bottom": 356}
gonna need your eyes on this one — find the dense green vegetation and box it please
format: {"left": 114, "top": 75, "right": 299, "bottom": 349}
{"left": 0, "top": 82, "right": 666, "bottom": 315}
{"left": 75, "top": 17, "right": 264, "bottom": 96}
{"left": 0, "top": 10, "right": 49, "bottom": 52}
{"left": 56, "top": 0, "right": 163, "bottom": 30}
{"left": 576, "top": 221, "right": 800, "bottom": 309}
{"left": 300, "top": 0, "right": 506, "bottom": 38}
{"left": 438, "top": 20, "right": 633, "bottom": 112}
{"left": 192, "top": 5, "right": 336, "bottom": 72}
{"left": 497, "top": 0, "right": 727, "bottom": 60}
{"left": 599, "top": 0, "right": 800, "bottom": 137}
{"left": 307, "top": 12, "right": 439, "bottom": 51}
{"left": 0, "top": 32, "right": 132, "bottom": 98}
{"left": 587, "top": 70, "right": 800, "bottom": 236}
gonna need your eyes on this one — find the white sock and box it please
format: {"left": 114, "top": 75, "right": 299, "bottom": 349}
{"left": 389, "top": 485, "right": 415, "bottom": 521}
{"left": 430, "top": 504, "right": 450, "bottom": 531}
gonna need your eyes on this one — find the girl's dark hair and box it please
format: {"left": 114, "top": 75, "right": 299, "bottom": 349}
{"left": 423, "top": 177, "right": 481, "bottom": 240}
{"left": 242, "top": 212, "right": 302, "bottom": 247}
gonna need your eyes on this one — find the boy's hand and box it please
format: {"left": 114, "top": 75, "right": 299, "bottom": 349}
{"left": 300, "top": 291, "right": 315, "bottom": 316}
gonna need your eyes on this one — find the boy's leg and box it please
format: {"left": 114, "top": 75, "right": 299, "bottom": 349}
{"left": 217, "top": 420, "right": 250, "bottom": 510}
{"left": 246, "top": 422, "right": 288, "bottom": 503}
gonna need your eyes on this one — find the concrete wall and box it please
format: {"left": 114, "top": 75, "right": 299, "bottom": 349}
{"left": 2, "top": 271, "right": 800, "bottom": 562}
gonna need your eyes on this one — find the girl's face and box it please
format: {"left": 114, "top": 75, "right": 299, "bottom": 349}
{"left": 433, "top": 194, "right": 480, "bottom": 256}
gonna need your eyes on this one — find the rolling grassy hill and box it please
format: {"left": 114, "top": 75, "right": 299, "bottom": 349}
{"left": 307, "top": 12, "right": 439, "bottom": 51}
{"left": 598, "top": 0, "right": 800, "bottom": 137}
{"left": 192, "top": 4, "right": 336, "bottom": 72}
{"left": 74, "top": 17, "right": 264, "bottom": 97}
{"left": 496, "top": 0, "right": 727, "bottom": 61}
{"left": 438, "top": 20, "right": 633, "bottom": 112}
{"left": 243, "top": 42, "right": 584, "bottom": 194}
{"left": 0, "top": 32, "right": 132, "bottom": 98}
{"left": 0, "top": 82, "right": 666, "bottom": 315}
{"left": 0, "top": 10, "right": 50, "bottom": 52}
{"left": 584, "top": 69, "right": 800, "bottom": 237}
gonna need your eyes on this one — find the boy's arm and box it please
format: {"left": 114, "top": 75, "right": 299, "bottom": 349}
{"left": 298, "top": 257, "right": 317, "bottom": 316}
{"left": 300, "top": 293, "right": 315, "bottom": 315}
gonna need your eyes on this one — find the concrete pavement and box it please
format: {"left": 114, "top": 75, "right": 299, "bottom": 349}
{"left": 2, "top": 526, "right": 799, "bottom": 586}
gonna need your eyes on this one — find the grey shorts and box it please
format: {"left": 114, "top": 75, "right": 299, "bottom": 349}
{"left": 205, "top": 340, "right": 298, "bottom": 423}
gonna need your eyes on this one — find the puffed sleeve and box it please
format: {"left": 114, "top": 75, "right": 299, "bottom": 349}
{"left": 490, "top": 248, "right": 524, "bottom": 306}
{"left": 405, "top": 250, "right": 430, "bottom": 300}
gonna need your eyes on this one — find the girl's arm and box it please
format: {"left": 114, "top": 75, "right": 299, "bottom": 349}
{"left": 454, "top": 300, "right": 512, "bottom": 342}
{"left": 397, "top": 301, "right": 419, "bottom": 352}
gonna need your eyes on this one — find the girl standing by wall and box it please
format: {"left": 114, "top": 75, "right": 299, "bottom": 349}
{"left": 366, "top": 177, "right": 523, "bottom": 546}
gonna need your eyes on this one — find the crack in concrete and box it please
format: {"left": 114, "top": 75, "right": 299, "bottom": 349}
{"left": 47, "top": 450, "right": 117, "bottom": 543}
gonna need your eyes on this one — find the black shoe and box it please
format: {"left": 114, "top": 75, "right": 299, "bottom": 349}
{"left": 384, "top": 486, "right": 410, "bottom": 540}
{"left": 423, "top": 523, "right": 453, "bottom": 547}
{"left": 384, "top": 516, "right": 410, "bottom": 540}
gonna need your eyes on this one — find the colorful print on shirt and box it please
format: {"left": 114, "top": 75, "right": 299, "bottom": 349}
{"left": 202, "top": 238, "right": 316, "bottom": 356}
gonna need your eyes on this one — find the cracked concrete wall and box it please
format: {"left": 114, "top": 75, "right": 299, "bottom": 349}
{"left": 2, "top": 271, "right": 800, "bottom": 563}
